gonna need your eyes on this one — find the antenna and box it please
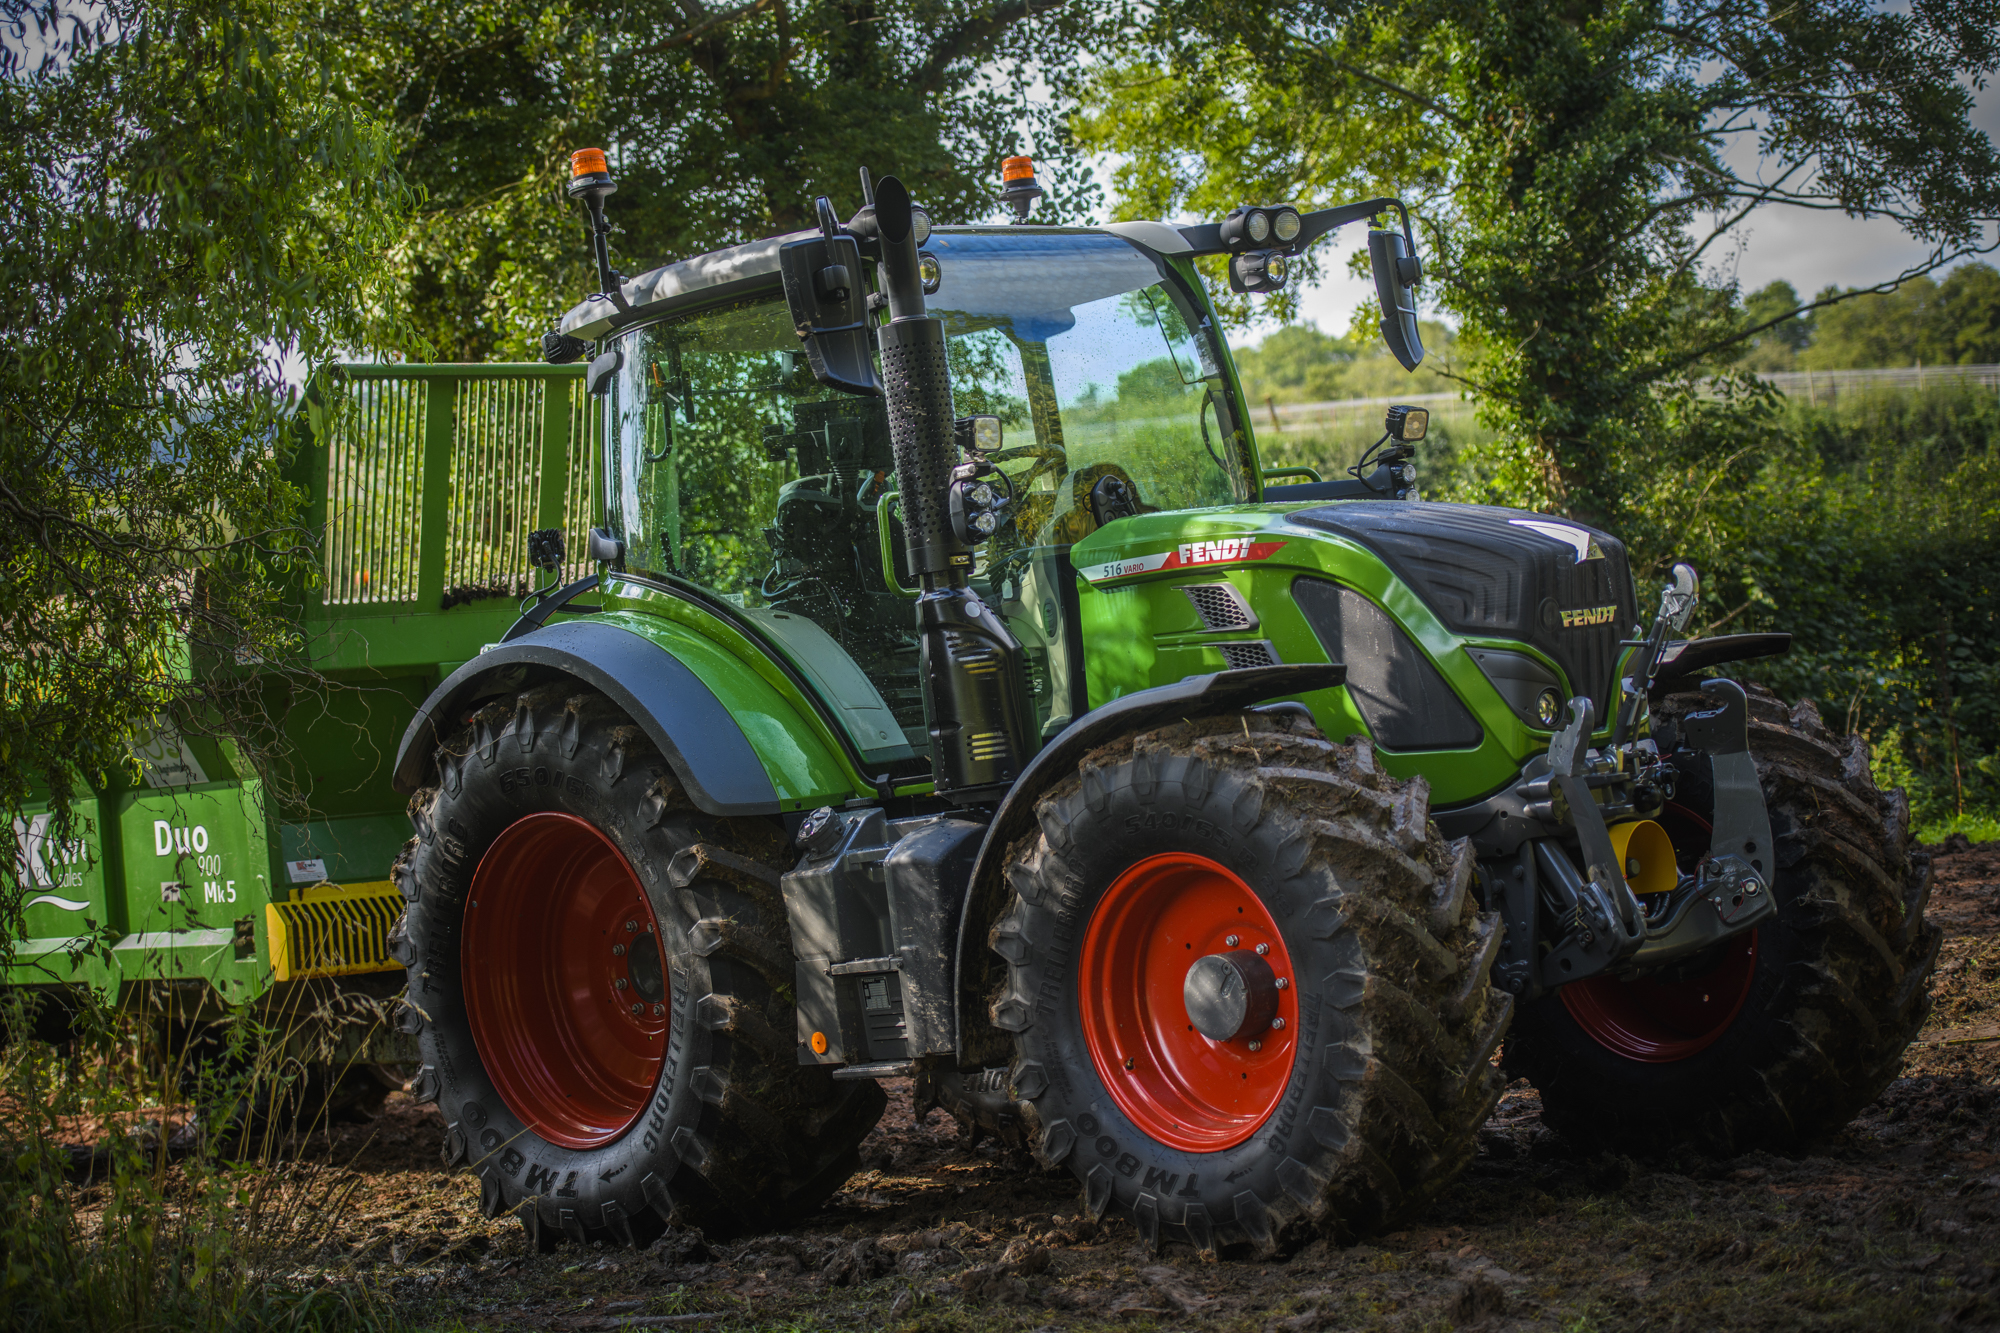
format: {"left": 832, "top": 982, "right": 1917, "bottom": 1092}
{"left": 859, "top": 167, "right": 876, "bottom": 207}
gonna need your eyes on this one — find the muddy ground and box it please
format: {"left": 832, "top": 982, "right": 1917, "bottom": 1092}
{"left": 284, "top": 839, "right": 2000, "bottom": 1331}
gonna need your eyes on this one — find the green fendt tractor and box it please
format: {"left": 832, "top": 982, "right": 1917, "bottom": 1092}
{"left": 380, "top": 151, "right": 1939, "bottom": 1255}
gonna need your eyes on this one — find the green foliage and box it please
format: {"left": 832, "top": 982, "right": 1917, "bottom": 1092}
{"left": 1641, "top": 383, "right": 2000, "bottom": 827}
{"left": 1737, "top": 280, "right": 1814, "bottom": 371}
{"left": 0, "top": 1, "right": 414, "bottom": 885}
{"left": 1077, "top": 0, "right": 2000, "bottom": 534}
{"left": 1796, "top": 264, "right": 2000, "bottom": 370}
{"left": 0, "top": 994, "right": 396, "bottom": 1333}
{"left": 1233, "top": 320, "right": 1461, "bottom": 404}
{"left": 326, "top": 0, "right": 1127, "bottom": 360}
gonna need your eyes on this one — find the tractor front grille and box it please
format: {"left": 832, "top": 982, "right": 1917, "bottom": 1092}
{"left": 264, "top": 881, "right": 404, "bottom": 981}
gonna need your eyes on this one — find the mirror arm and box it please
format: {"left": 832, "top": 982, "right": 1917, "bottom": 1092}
{"left": 1175, "top": 196, "right": 1405, "bottom": 258}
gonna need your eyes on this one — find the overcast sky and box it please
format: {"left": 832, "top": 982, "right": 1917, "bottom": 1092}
{"left": 1269, "top": 83, "right": 2000, "bottom": 348}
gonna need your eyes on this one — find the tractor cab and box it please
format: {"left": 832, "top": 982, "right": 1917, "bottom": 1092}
{"left": 581, "top": 225, "right": 1254, "bottom": 776}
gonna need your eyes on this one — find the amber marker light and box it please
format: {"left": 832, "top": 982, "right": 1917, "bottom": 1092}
{"left": 1000, "top": 154, "right": 1044, "bottom": 223}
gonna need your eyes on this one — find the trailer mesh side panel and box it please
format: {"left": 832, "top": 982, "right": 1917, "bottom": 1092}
{"left": 562, "top": 376, "right": 599, "bottom": 582}
{"left": 322, "top": 379, "right": 426, "bottom": 605}
{"left": 446, "top": 377, "right": 545, "bottom": 596}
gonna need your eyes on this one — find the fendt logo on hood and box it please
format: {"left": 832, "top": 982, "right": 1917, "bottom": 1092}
{"left": 1561, "top": 604, "right": 1620, "bottom": 629}
{"left": 1080, "top": 538, "right": 1286, "bottom": 583}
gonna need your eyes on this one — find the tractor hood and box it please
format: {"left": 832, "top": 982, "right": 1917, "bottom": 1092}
{"left": 1071, "top": 500, "right": 1639, "bottom": 775}
{"left": 1284, "top": 502, "right": 1638, "bottom": 729}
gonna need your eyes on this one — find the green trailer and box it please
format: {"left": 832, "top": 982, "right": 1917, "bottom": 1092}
{"left": 6, "top": 362, "right": 600, "bottom": 1070}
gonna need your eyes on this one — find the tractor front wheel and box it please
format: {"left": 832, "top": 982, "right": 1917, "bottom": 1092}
{"left": 986, "top": 713, "right": 1511, "bottom": 1253}
{"left": 390, "top": 682, "right": 883, "bottom": 1248}
{"left": 1503, "top": 684, "right": 1940, "bottom": 1155}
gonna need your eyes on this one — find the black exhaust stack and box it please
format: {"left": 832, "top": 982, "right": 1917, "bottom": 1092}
{"left": 870, "top": 177, "right": 1034, "bottom": 803}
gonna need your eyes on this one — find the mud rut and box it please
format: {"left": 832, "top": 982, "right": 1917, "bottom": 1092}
{"left": 96, "top": 838, "right": 2000, "bottom": 1331}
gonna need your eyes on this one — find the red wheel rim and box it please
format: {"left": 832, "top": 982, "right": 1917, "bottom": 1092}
{"left": 1077, "top": 853, "right": 1297, "bottom": 1152}
{"left": 1561, "top": 802, "right": 1759, "bottom": 1062}
{"left": 1561, "top": 933, "right": 1759, "bottom": 1062}
{"left": 463, "top": 813, "right": 667, "bottom": 1148}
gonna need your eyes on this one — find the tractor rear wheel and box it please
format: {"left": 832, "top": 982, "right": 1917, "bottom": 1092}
{"left": 985, "top": 713, "right": 1511, "bottom": 1253}
{"left": 390, "top": 682, "right": 883, "bottom": 1247}
{"left": 1502, "top": 684, "right": 1939, "bottom": 1155}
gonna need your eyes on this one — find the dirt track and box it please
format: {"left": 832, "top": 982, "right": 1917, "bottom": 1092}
{"left": 308, "top": 838, "right": 2000, "bottom": 1332}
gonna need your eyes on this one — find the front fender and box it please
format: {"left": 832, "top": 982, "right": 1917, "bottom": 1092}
{"left": 392, "top": 618, "right": 786, "bottom": 815}
{"left": 950, "top": 663, "right": 1345, "bottom": 1062}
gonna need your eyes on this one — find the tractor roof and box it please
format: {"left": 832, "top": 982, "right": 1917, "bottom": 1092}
{"left": 555, "top": 221, "right": 1194, "bottom": 345}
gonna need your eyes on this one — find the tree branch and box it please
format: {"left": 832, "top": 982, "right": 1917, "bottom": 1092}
{"left": 913, "top": 0, "right": 1068, "bottom": 94}
{"left": 635, "top": 0, "right": 779, "bottom": 57}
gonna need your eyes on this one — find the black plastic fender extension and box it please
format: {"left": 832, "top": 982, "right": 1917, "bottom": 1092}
{"left": 949, "top": 663, "right": 1347, "bottom": 1061}
{"left": 1649, "top": 632, "right": 1791, "bottom": 690}
{"left": 389, "top": 618, "right": 781, "bottom": 816}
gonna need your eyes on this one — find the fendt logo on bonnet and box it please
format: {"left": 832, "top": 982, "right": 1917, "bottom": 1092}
{"left": 1560, "top": 604, "right": 1620, "bottom": 629}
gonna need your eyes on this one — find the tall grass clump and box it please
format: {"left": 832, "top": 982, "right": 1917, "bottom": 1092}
{"left": 0, "top": 986, "right": 398, "bottom": 1333}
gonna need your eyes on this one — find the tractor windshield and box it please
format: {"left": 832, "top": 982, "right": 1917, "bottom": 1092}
{"left": 601, "top": 228, "right": 1242, "bottom": 764}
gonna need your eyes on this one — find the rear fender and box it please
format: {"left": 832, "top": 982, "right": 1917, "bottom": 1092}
{"left": 392, "top": 618, "right": 846, "bottom": 816}
{"left": 950, "top": 664, "right": 1345, "bottom": 1063}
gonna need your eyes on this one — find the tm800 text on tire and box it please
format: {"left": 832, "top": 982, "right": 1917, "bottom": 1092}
{"left": 986, "top": 713, "right": 1512, "bottom": 1254}
{"left": 389, "top": 682, "right": 884, "bottom": 1249}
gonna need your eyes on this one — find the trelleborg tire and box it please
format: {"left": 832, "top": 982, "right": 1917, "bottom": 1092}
{"left": 985, "top": 713, "right": 1512, "bottom": 1254}
{"left": 1502, "top": 684, "right": 1940, "bottom": 1155}
{"left": 389, "top": 682, "right": 884, "bottom": 1248}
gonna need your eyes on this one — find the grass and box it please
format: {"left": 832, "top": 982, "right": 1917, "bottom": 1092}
{"left": 1915, "top": 811, "right": 2000, "bottom": 845}
{"left": 0, "top": 993, "right": 401, "bottom": 1333}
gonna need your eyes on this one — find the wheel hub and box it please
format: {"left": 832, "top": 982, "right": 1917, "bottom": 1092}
{"left": 1076, "top": 852, "right": 1297, "bottom": 1152}
{"left": 1183, "top": 950, "right": 1280, "bottom": 1042}
{"left": 462, "top": 812, "right": 667, "bottom": 1149}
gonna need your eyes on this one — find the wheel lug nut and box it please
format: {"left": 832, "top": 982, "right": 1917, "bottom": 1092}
{"left": 1275, "top": 978, "right": 1288, "bottom": 990}
{"left": 630, "top": 1002, "right": 643, "bottom": 1015}
{"left": 614, "top": 977, "right": 629, "bottom": 990}
{"left": 1248, "top": 1040, "right": 1262, "bottom": 1052}
{"left": 1270, "top": 1016, "right": 1286, "bottom": 1030}
{"left": 625, "top": 920, "right": 638, "bottom": 932}
{"left": 652, "top": 1004, "right": 665, "bottom": 1017}
{"left": 1255, "top": 942, "right": 1269, "bottom": 955}
{"left": 612, "top": 943, "right": 626, "bottom": 957}
{"left": 1225, "top": 935, "right": 1240, "bottom": 947}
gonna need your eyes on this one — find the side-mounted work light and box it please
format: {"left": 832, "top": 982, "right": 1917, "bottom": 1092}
{"left": 1219, "top": 204, "right": 1303, "bottom": 251}
{"left": 1229, "top": 250, "right": 1289, "bottom": 294}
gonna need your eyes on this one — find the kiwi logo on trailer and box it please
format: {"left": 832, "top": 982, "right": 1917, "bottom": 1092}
{"left": 14, "top": 813, "right": 90, "bottom": 903}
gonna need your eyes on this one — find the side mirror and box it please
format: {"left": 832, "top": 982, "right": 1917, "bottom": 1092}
{"left": 1368, "top": 228, "right": 1425, "bottom": 372}
{"left": 778, "top": 233, "right": 882, "bottom": 397}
